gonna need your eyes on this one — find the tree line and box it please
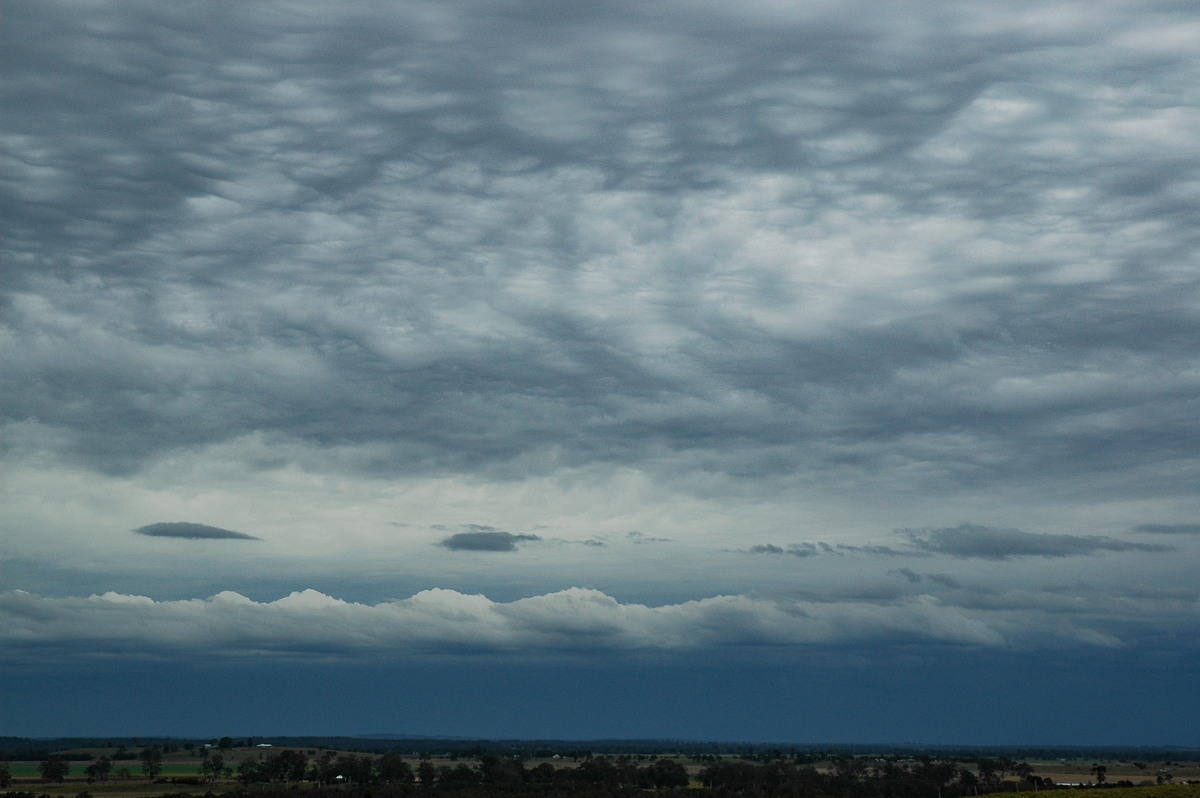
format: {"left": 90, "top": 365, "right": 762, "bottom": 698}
{"left": 12, "top": 749, "right": 1168, "bottom": 797}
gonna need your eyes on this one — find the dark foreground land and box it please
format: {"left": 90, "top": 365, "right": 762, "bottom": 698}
{"left": 2, "top": 737, "right": 1197, "bottom": 798}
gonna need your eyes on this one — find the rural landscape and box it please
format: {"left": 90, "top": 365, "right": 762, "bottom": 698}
{"left": 2, "top": 738, "right": 1198, "bottom": 798}
{"left": 4, "top": 0, "right": 1199, "bottom": 774}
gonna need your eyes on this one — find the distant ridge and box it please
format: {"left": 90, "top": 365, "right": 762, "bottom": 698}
{"left": 2, "top": 735, "right": 1197, "bottom": 761}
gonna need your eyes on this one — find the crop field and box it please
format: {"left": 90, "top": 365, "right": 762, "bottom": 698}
{"left": 4, "top": 764, "right": 203, "bottom": 779}
{"left": 2, "top": 782, "right": 238, "bottom": 798}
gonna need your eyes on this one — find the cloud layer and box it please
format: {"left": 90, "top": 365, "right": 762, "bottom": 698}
{"left": 749, "top": 524, "right": 1173, "bottom": 560}
{"left": 905, "top": 524, "right": 1172, "bottom": 559}
{"left": 3, "top": 0, "right": 1200, "bottom": 741}
{"left": 3, "top": 0, "right": 1200, "bottom": 510}
{"left": 7, "top": 581, "right": 1190, "bottom": 660}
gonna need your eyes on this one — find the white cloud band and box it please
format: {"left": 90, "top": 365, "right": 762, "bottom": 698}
{"left": 0, "top": 585, "right": 1144, "bottom": 659}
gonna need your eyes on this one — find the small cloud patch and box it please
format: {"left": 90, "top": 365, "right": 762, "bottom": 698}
{"left": 892, "top": 568, "right": 963, "bottom": 589}
{"left": 440, "top": 530, "right": 541, "bottom": 552}
{"left": 134, "top": 522, "right": 258, "bottom": 540}
{"left": 627, "top": 531, "right": 672, "bottom": 544}
{"left": 750, "top": 543, "right": 820, "bottom": 557}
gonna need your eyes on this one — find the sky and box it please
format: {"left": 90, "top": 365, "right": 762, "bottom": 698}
{"left": 2, "top": 0, "right": 1199, "bottom": 745}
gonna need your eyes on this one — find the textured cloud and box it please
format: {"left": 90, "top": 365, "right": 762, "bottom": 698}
{"left": 2, "top": 0, "right": 1199, "bottom": 509}
{"left": 904, "top": 524, "right": 1172, "bottom": 560}
{"left": 134, "top": 522, "right": 258, "bottom": 540}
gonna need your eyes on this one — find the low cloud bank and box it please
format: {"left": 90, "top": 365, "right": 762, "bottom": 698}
{"left": 1, "top": 583, "right": 1172, "bottom": 660}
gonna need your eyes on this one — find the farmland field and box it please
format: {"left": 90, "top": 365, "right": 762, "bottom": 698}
{"left": 2, "top": 782, "right": 239, "bottom": 798}
{"left": 4, "top": 764, "right": 204, "bottom": 779}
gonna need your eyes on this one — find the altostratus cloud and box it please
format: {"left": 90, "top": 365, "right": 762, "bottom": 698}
{"left": 1133, "top": 523, "right": 1200, "bottom": 535}
{"left": 750, "top": 524, "right": 1172, "bottom": 560}
{"left": 904, "top": 524, "right": 1171, "bottom": 560}
{"left": 0, "top": 586, "right": 1134, "bottom": 658}
{"left": 134, "top": 522, "right": 258, "bottom": 540}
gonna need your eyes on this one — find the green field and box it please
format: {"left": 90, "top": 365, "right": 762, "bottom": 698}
{"left": 5, "top": 763, "right": 205, "bottom": 779}
{"left": 3, "top": 782, "right": 239, "bottom": 798}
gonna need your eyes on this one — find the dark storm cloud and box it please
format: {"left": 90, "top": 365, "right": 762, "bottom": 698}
{"left": 440, "top": 530, "right": 541, "bottom": 552}
{"left": 2, "top": 0, "right": 1200, "bottom": 504}
{"left": 134, "top": 522, "right": 258, "bottom": 540}
{"left": 1133, "top": 523, "right": 1200, "bottom": 535}
{"left": 903, "top": 524, "right": 1172, "bottom": 560}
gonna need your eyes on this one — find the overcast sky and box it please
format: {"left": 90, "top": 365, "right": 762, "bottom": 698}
{"left": 2, "top": 0, "right": 1199, "bottom": 744}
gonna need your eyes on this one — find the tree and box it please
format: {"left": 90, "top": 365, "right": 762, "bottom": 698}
{"left": 646, "top": 758, "right": 689, "bottom": 788}
{"left": 1090, "top": 765, "right": 1107, "bottom": 785}
{"left": 574, "top": 755, "right": 618, "bottom": 785}
{"left": 237, "top": 757, "right": 263, "bottom": 785}
{"left": 140, "top": 748, "right": 163, "bottom": 781}
{"left": 378, "top": 753, "right": 415, "bottom": 784}
{"left": 201, "top": 753, "right": 225, "bottom": 784}
{"left": 958, "top": 767, "right": 980, "bottom": 795}
{"left": 85, "top": 756, "right": 114, "bottom": 783}
{"left": 976, "top": 759, "right": 1003, "bottom": 787}
{"left": 265, "top": 750, "right": 309, "bottom": 785}
{"left": 309, "top": 751, "right": 338, "bottom": 785}
{"left": 438, "top": 763, "right": 478, "bottom": 787}
{"left": 0, "top": 764, "right": 12, "bottom": 789}
{"left": 39, "top": 758, "right": 71, "bottom": 783}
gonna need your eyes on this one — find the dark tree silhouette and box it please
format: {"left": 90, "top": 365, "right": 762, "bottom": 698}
{"left": 39, "top": 758, "right": 70, "bottom": 783}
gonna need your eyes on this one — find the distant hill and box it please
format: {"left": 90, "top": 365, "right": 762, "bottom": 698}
{"left": 1, "top": 735, "right": 1197, "bottom": 761}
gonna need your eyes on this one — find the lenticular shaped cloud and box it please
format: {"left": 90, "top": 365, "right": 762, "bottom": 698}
{"left": 0, "top": 585, "right": 1152, "bottom": 658}
{"left": 905, "top": 523, "right": 1171, "bottom": 560}
{"left": 440, "top": 531, "right": 541, "bottom": 551}
{"left": 134, "top": 522, "right": 258, "bottom": 541}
